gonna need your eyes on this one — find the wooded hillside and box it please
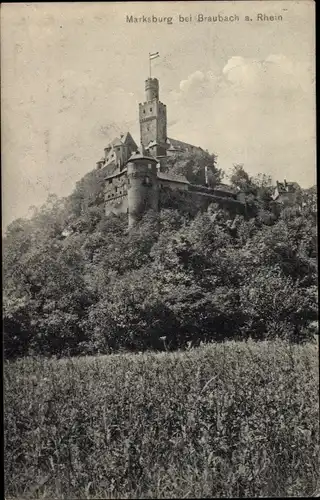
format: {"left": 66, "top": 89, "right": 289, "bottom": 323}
{"left": 3, "top": 157, "right": 318, "bottom": 358}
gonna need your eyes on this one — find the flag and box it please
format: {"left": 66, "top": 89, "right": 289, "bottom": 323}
{"left": 149, "top": 52, "right": 160, "bottom": 60}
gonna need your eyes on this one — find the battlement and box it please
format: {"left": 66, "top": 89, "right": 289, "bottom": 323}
{"left": 101, "top": 74, "right": 247, "bottom": 226}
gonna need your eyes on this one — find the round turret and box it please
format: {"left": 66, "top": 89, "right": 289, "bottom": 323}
{"left": 126, "top": 152, "right": 159, "bottom": 227}
{"left": 145, "top": 78, "right": 159, "bottom": 101}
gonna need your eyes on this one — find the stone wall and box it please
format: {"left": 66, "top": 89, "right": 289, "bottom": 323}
{"left": 127, "top": 158, "right": 159, "bottom": 227}
{"left": 104, "top": 170, "right": 246, "bottom": 221}
{"left": 104, "top": 172, "right": 128, "bottom": 216}
{"left": 159, "top": 179, "right": 189, "bottom": 191}
{"left": 139, "top": 100, "right": 167, "bottom": 154}
{"left": 105, "top": 195, "right": 128, "bottom": 216}
{"left": 190, "top": 191, "right": 246, "bottom": 216}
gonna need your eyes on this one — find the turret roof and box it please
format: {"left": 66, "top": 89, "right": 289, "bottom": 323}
{"left": 127, "top": 151, "right": 158, "bottom": 163}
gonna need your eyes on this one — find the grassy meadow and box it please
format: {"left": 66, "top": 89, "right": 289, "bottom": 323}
{"left": 4, "top": 340, "right": 320, "bottom": 499}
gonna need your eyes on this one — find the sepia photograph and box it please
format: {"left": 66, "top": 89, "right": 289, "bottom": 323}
{"left": 2, "top": 1, "right": 318, "bottom": 498}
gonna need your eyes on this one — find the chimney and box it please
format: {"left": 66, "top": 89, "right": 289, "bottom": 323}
{"left": 96, "top": 160, "right": 104, "bottom": 170}
{"left": 205, "top": 166, "right": 209, "bottom": 186}
{"left": 104, "top": 146, "right": 111, "bottom": 159}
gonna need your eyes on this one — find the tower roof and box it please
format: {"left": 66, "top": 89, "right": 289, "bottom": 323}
{"left": 127, "top": 151, "right": 158, "bottom": 163}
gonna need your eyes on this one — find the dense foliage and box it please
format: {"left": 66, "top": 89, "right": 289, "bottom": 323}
{"left": 3, "top": 161, "right": 317, "bottom": 358}
{"left": 164, "top": 150, "right": 222, "bottom": 186}
{"left": 4, "top": 341, "right": 319, "bottom": 498}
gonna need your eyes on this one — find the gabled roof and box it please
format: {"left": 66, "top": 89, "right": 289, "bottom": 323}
{"left": 276, "top": 180, "right": 300, "bottom": 192}
{"left": 272, "top": 180, "right": 301, "bottom": 201}
{"left": 109, "top": 137, "right": 122, "bottom": 147}
{"left": 107, "top": 132, "right": 138, "bottom": 149}
{"left": 122, "top": 131, "right": 138, "bottom": 147}
{"left": 105, "top": 168, "right": 127, "bottom": 181}
{"left": 103, "top": 160, "right": 118, "bottom": 176}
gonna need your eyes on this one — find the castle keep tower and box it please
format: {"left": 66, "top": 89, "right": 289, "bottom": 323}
{"left": 139, "top": 78, "right": 167, "bottom": 158}
{"left": 127, "top": 152, "right": 159, "bottom": 227}
{"left": 103, "top": 70, "right": 246, "bottom": 227}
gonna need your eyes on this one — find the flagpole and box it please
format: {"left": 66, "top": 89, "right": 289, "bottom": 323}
{"left": 149, "top": 52, "right": 159, "bottom": 79}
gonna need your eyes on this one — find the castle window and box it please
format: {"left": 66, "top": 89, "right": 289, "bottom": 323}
{"left": 143, "top": 110, "right": 146, "bottom": 114}
{"left": 109, "top": 179, "right": 112, "bottom": 184}
{"left": 143, "top": 176, "right": 151, "bottom": 186}
{"left": 150, "top": 107, "right": 152, "bottom": 112}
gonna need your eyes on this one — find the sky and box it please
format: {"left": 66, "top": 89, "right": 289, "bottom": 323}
{"left": 1, "top": 1, "right": 316, "bottom": 228}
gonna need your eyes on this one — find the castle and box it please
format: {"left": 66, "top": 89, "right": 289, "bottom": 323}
{"left": 96, "top": 76, "right": 245, "bottom": 226}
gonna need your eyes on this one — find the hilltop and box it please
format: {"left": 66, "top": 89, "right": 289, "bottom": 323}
{"left": 3, "top": 155, "right": 317, "bottom": 358}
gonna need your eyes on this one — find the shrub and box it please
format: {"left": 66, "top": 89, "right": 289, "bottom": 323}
{"left": 4, "top": 341, "right": 319, "bottom": 498}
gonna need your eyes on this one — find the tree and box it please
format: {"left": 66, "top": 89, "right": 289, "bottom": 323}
{"left": 3, "top": 159, "right": 317, "bottom": 358}
{"left": 239, "top": 267, "right": 317, "bottom": 341}
{"left": 164, "top": 150, "right": 223, "bottom": 186}
{"left": 230, "top": 164, "right": 251, "bottom": 190}
{"left": 229, "top": 164, "right": 275, "bottom": 219}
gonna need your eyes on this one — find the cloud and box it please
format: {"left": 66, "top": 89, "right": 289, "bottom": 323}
{"left": 167, "top": 55, "right": 315, "bottom": 186}
{"left": 222, "top": 56, "right": 261, "bottom": 88}
{"left": 171, "top": 70, "right": 220, "bottom": 103}
{"left": 222, "top": 54, "right": 313, "bottom": 95}
{"left": 2, "top": 2, "right": 315, "bottom": 228}
{"left": 180, "top": 70, "right": 205, "bottom": 92}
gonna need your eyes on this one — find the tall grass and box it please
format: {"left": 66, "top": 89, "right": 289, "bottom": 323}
{"left": 4, "top": 340, "right": 319, "bottom": 499}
